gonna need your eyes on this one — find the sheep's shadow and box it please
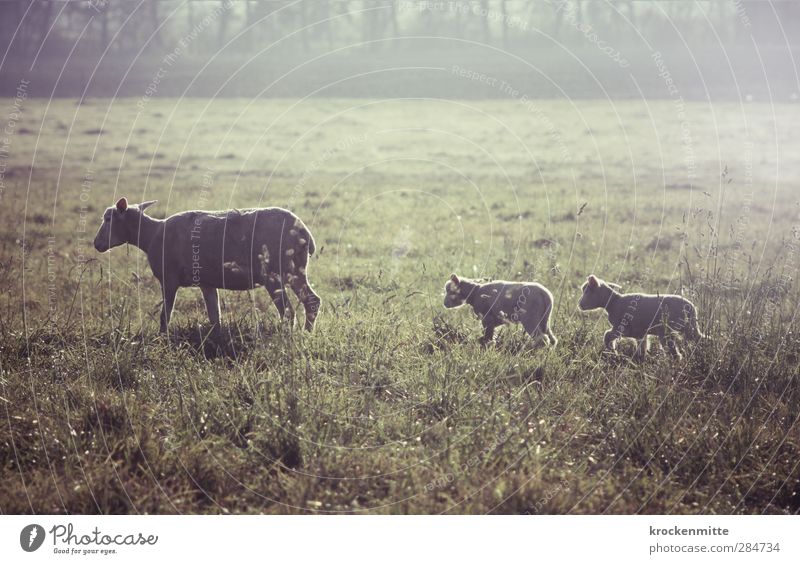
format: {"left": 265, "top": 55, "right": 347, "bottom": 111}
{"left": 495, "top": 333, "right": 553, "bottom": 356}
{"left": 422, "top": 315, "right": 471, "bottom": 353}
{"left": 165, "top": 321, "right": 286, "bottom": 360}
{"left": 598, "top": 339, "right": 681, "bottom": 367}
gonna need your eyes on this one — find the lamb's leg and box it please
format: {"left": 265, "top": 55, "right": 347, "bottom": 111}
{"left": 686, "top": 310, "right": 704, "bottom": 342}
{"left": 673, "top": 341, "right": 683, "bottom": 360}
{"left": 660, "top": 336, "right": 683, "bottom": 360}
{"left": 480, "top": 322, "right": 496, "bottom": 346}
{"left": 200, "top": 286, "right": 221, "bottom": 331}
{"left": 603, "top": 330, "right": 619, "bottom": 354}
{"left": 634, "top": 336, "right": 649, "bottom": 361}
{"left": 539, "top": 313, "right": 557, "bottom": 347}
{"left": 523, "top": 319, "right": 548, "bottom": 349}
{"left": 530, "top": 332, "right": 548, "bottom": 350}
{"left": 288, "top": 272, "right": 321, "bottom": 331}
{"left": 264, "top": 273, "right": 294, "bottom": 323}
{"left": 545, "top": 326, "right": 558, "bottom": 347}
{"left": 160, "top": 282, "right": 179, "bottom": 334}
{"left": 541, "top": 303, "right": 558, "bottom": 347}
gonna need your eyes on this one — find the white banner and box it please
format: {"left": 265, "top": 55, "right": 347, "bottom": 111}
{"left": 1, "top": 515, "right": 797, "bottom": 563}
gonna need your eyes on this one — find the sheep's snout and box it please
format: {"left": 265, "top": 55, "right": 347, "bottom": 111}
{"left": 93, "top": 235, "right": 109, "bottom": 253}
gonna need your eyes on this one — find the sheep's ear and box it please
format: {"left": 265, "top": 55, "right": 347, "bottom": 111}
{"left": 139, "top": 200, "right": 158, "bottom": 212}
{"left": 608, "top": 282, "right": 622, "bottom": 291}
{"left": 450, "top": 274, "right": 460, "bottom": 286}
{"left": 116, "top": 197, "right": 128, "bottom": 212}
{"left": 587, "top": 275, "right": 599, "bottom": 289}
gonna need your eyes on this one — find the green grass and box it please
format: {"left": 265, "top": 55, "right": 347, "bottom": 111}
{"left": 1, "top": 98, "right": 799, "bottom": 514}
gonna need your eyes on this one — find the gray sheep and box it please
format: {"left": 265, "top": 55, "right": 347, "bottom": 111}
{"left": 578, "top": 274, "right": 704, "bottom": 360}
{"left": 93, "top": 197, "right": 321, "bottom": 333}
{"left": 443, "top": 274, "right": 557, "bottom": 347}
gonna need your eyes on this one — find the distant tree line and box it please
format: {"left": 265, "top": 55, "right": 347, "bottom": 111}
{"left": 0, "top": 0, "right": 796, "bottom": 63}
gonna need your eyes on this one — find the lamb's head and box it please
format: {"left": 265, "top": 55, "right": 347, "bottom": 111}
{"left": 578, "top": 274, "right": 620, "bottom": 311}
{"left": 93, "top": 197, "right": 157, "bottom": 252}
{"left": 443, "top": 274, "right": 470, "bottom": 309}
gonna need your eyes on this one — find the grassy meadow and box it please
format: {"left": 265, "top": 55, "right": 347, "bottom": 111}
{"left": 1, "top": 97, "right": 799, "bottom": 514}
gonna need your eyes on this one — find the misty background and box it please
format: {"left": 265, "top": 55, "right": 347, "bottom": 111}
{"left": 0, "top": 0, "right": 798, "bottom": 101}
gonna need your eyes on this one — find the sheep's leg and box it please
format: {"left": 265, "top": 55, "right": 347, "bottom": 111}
{"left": 686, "top": 312, "right": 704, "bottom": 342}
{"left": 288, "top": 272, "right": 321, "bottom": 331}
{"left": 200, "top": 286, "right": 221, "bottom": 330}
{"left": 545, "top": 325, "right": 558, "bottom": 347}
{"left": 634, "top": 336, "right": 649, "bottom": 361}
{"left": 530, "top": 332, "right": 548, "bottom": 350}
{"left": 523, "top": 319, "right": 548, "bottom": 349}
{"left": 264, "top": 273, "right": 294, "bottom": 323}
{"left": 660, "top": 336, "right": 683, "bottom": 360}
{"left": 538, "top": 313, "right": 557, "bottom": 347}
{"left": 603, "top": 330, "right": 619, "bottom": 353}
{"left": 160, "top": 282, "right": 179, "bottom": 334}
{"left": 673, "top": 341, "right": 683, "bottom": 360}
{"left": 479, "top": 322, "right": 496, "bottom": 346}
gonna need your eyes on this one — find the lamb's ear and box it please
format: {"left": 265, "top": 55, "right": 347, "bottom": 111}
{"left": 116, "top": 197, "right": 128, "bottom": 212}
{"left": 139, "top": 200, "right": 158, "bottom": 213}
{"left": 607, "top": 282, "right": 622, "bottom": 291}
{"left": 587, "top": 275, "right": 599, "bottom": 289}
{"left": 450, "top": 274, "right": 460, "bottom": 286}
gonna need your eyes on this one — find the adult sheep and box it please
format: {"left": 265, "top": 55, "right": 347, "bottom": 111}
{"left": 93, "top": 197, "right": 321, "bottom": 333}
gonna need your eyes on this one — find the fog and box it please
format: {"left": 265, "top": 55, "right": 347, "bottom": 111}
{"left": 1, "top": 0, "right": 798, "bottom": 101}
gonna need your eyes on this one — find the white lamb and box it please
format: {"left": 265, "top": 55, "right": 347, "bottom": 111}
{"left": 578, "top": 275, "right": 704, "bottom": 360}
{"left": 443, "top": 274, "right": 557, "bottom": 348}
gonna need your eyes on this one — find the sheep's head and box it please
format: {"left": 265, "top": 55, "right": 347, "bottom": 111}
{"left": 443, "top": 274, "right": 468, "bottom": 309}
{"left": 578, "top": 274, "right": 618, "bottom": 311}
{"left": 93, "top": 197, "right": 157, "bottom": 252}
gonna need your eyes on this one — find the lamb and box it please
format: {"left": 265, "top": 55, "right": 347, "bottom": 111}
{"left": 577, "top": 274, "right": 704, "bottom": 360}
{"left": 93, "top": 197, "right": 321, "bottom": 333}
{"left": 443, "top": 274, "right": 557, "bottom": 347}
